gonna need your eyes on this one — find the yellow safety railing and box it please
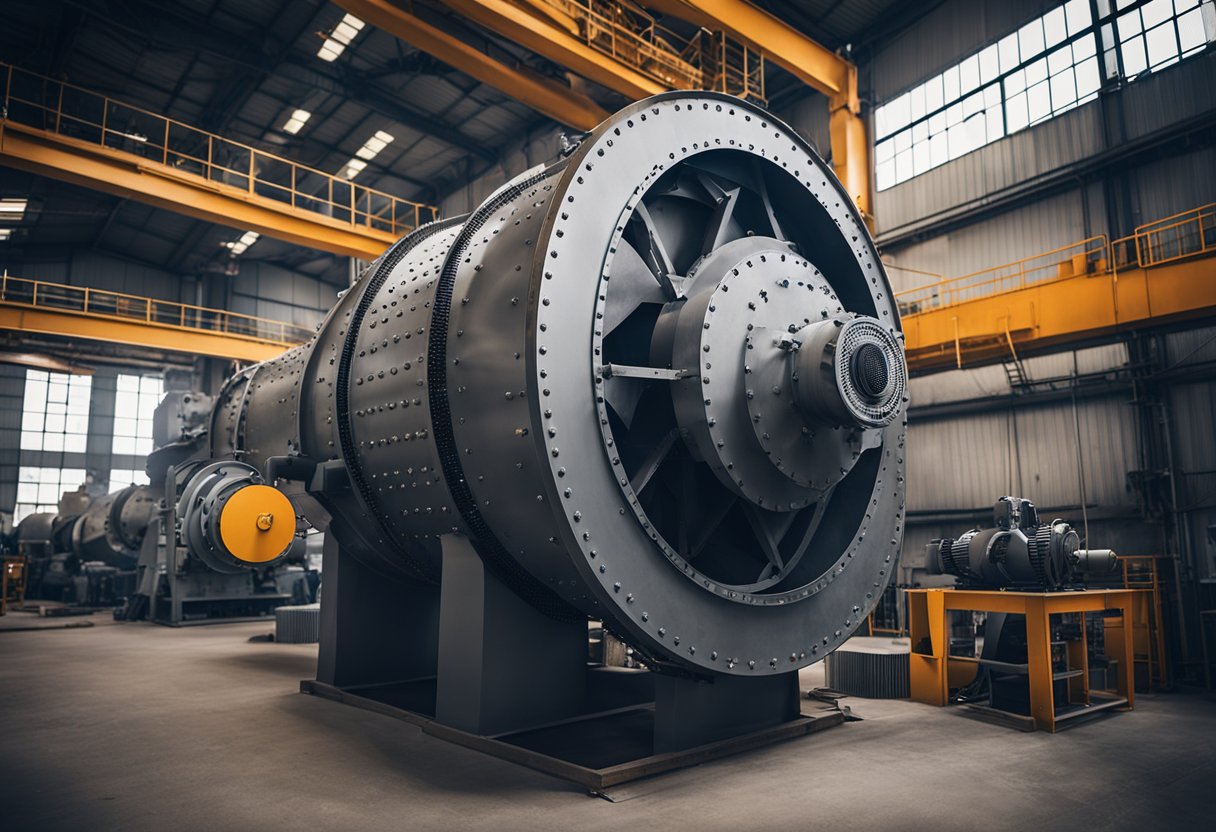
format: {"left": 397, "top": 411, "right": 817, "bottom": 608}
{"left": 1112, "top": 203, "right": 1216, "bottom": 270}
{"left": 0, "top": 62, "right": 439, "bottom": 237}
{"left": 540, "top": 0, "right": 766, "bottom": 104}
{"left": 0, "top": 272, "right": 313, "bottom": 347}
{"left": 895, "top": 203, "right": 1216, "bottom": 316}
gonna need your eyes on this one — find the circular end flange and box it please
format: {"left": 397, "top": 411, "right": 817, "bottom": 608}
{"left": 219, "top": 484, "right": 296, "bottom": 564}
{"left": 792, "top": 315, "right": 906, "bottom": 429}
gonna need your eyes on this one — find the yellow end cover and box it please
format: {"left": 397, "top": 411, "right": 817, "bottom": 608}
{"left": 218, "top": 484, "right": 295, "bottom": 564}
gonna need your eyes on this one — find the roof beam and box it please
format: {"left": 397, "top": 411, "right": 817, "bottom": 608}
{"left": 72, "top": 0, "right": 499, "bottom": 166}
{"left": 334, "top": 0, "right": 610, "bottom": 130}
{"left": 278, "top": 61, "right": 497, "bottom": 164}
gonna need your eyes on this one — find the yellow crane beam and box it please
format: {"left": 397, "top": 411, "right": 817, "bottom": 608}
{"left": 0, "top": 305, "right": 293, "bottom": 363}
{"left": 335, "top": 0, "right": 611, "bottom": 130}
{"left": 0, "top": 61, "right": 439, "bottom": 259}
{"left": 0, "top": 122, "right": 400, "bottom": 261}
{"left": 644, "top": 0, "right": 870, "bottom": 220}
{"left": 381, "top": 1, "right": 871, "bottom": 220}
{"left": 902, "top": 256, "right": 1216, "bottom": 375}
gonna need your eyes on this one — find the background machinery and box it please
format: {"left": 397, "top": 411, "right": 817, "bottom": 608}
{"left": 10, "top": 480, "right": 156, "bottom": 607}
{"left": 119, "top": 391, "right": 316, "bottom": 625}
{"left": 926, "top": 496, "right": 1118, "bottom": 591}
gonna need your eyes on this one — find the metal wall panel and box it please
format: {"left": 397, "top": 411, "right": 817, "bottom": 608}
{"left": 906, "top": 393, "right": 1140, "bottom": 514}
{"left": 880, "top": 184, "right": 1105, "bottom": 291}
{"left": 440, "top": 125, "right": 563, "bottom": 217}
{"left": 1166, "top": 375, "right": 1216, "bottom": 578}
{"left": 908, "top": 343, "right": 1128, "bottom": 407}
{"left": 1129, "top": 147, "right": 1216, "bottom": 227}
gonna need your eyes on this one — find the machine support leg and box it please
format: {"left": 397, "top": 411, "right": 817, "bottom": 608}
{"left": 1024, "top": 597, "right": 1056, "bottom": 732}
{"left": 653, "top": 671, "right": 801, "bottom": 753}
{"left": 1118, "top": 594, "right": 1136, "bottom": 707}
{"left": 316, "top": 532, "right": 441, "bottom": 689}
{"left": 434, "top": 534, "right": 587, "bottom": 736}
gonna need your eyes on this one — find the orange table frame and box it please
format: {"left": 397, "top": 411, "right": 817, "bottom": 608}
{"left": 906, "top": 588, "right": 1136, "bottom": 732}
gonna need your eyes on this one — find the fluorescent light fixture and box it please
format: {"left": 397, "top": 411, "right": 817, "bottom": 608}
{"left": 121, "top": 131, "right": 148, "bottom": 143}
{"left": 0, "top": 229, "right": 12, "bottom": 241}
{"left": 282, "top": 108, "right": 312, "bottom": 135}
{"left": 340, "top": 158, "right": 368, "bottom": 180}
{"left": 0, "top": 198, "right": 28, "bottom": 219}
{"left": 355, "top": 130, "right": 394, "bottom": 160}
{"left": 317, "top": 13, "right": 365, "bottom": 62}
{"left": 223, "top": 230, "right": 260, "bottom": 256}
{"left": 340, "top": 130, "right": 394, "bottom": 180}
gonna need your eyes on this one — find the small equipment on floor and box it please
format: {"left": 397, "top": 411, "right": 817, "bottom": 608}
{"left": 909, "top": 496, "right": 1129, "bottom": 731}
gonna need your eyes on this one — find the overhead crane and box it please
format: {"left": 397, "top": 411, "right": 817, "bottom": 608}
{"left": 897, "top": 204, "right": 1216, "bottom": 375}
{"left": 0, "top": 62, "right": 438, "bottom": 260}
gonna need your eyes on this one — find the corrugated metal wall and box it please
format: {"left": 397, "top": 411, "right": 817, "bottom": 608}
{"left": 907, "top": 345, "right": 1140, "bottom": 514}
{"left": 880, "top": 185, "right": 1106, "bottom": 290}
{"left": 228, "top": 262, "right": 337, "bottom": 329}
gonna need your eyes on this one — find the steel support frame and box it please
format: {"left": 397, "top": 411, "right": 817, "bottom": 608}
{"left": 365, "top": 1, "right": 870, "bottom": 218}
{"left": 906, "top": 588, "right": 1136, "bottom": 732}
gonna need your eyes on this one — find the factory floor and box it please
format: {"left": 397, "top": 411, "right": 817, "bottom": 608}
{"left": 1, "top": 614, "right": 1213, "bottom": 831}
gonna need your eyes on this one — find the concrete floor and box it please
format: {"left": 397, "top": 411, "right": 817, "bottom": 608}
{"left": 1, "top": 615, "right": 1214, "bottom": 831}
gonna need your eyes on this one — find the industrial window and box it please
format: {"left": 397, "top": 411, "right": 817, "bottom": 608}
{"left": 112, "top": 374, "right": 164, "bottom": 457}
{"left": 20, "top": 369, "right": 91, "bottom": 453}
{"left": 14, "top": 466, "right": 87, "bottom": 523}
{"left": 874, "top": 0, "right": 1215, "bottom": 191}
{"left": 1109, "top": 0, "right": 1212, "bottom": 77}
{"left": 108, "top": 468, "right": 150, "bottom": 490}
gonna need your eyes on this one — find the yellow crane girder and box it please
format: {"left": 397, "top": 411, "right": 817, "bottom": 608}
{"left": 0, "top": 121, "right": 398, "bottom": 260}
{"left": 902, "top": 257, "right": 1216, "bottom": 375}
{"left": 0, "top": 305, "right": 292, "bottom": 362}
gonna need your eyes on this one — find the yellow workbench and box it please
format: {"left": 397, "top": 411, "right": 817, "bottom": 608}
{"left": 906, "top": 588, "right": 1136, "bottom": 732}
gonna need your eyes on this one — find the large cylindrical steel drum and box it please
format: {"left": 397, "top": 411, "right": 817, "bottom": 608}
{"left": 199, "top": 93, "right": 908, "bottom": 677}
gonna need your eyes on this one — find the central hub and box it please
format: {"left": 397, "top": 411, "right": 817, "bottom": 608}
{"left": 852, "top": 343, "right": 890, "bottom": 399}
{"left": 653, "top": 236, "right": 907, "bottom": 514}
{"left": 790, "top": 316, "right": 906, "bottom": 429}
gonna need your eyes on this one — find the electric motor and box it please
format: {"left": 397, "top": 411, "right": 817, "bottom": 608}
{"left": 926, "top": 496, "right": 1118, "bottom": 589}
